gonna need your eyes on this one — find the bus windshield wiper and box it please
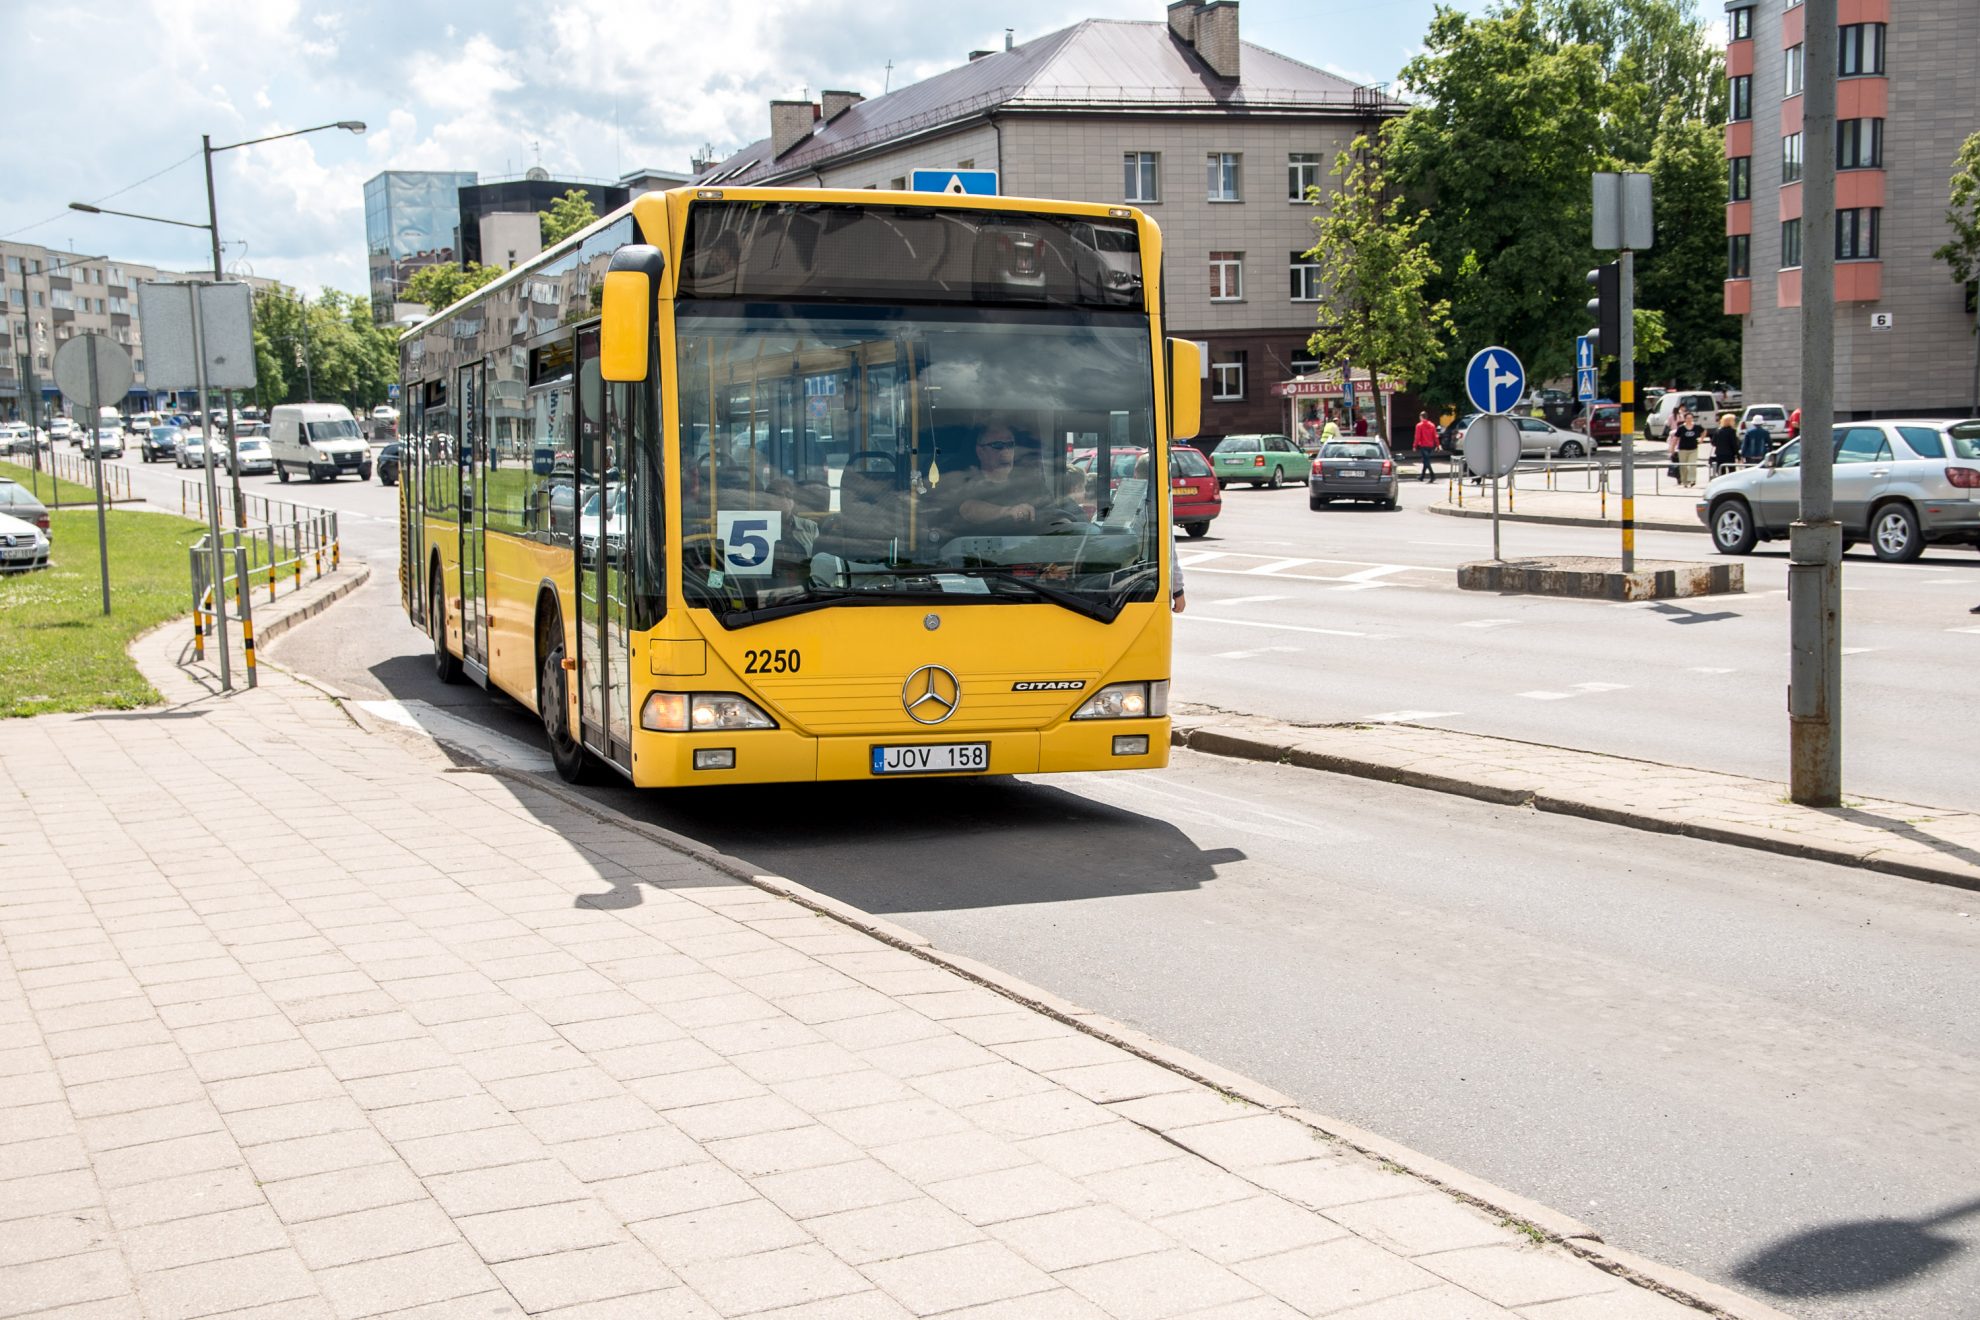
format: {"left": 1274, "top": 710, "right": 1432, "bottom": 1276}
{"left": 944, "top": 567, "right": 1119, "bottom": 622}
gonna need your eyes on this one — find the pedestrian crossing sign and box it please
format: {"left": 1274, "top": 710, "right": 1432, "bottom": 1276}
{"left": 909, "top": 169, "right": 999, "bottom": 196}
{"left": 1576, "top": 366, "right": 1598, "bottom": 402}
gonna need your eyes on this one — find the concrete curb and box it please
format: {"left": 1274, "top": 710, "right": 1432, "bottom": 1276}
{"left": 1174, "top": 722, "right": 1980, "bottom": 896}
{"left": 252, "top": 561, "right": 372, "bottom": 649}
{"left": 1430, "top": 500, "right": 1705, "bottom": 534}
{"left": 291, "top": 696, "right": 1785, "bottom": 1319}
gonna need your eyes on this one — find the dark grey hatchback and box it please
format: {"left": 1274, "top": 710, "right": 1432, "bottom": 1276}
{"left": 1309, "top": 440, "right": 1399, "bottom": 509}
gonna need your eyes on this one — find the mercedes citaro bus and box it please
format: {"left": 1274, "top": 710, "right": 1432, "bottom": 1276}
{"left": 398, "top": 186, "right": 1200, "bottom": 787}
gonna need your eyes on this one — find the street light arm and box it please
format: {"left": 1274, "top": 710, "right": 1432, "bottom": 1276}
{"left": 68, "top": 201, "right": 213, "bottom": 232}
{"left": 208, "top": 120, "right": 366, "bottom": 154}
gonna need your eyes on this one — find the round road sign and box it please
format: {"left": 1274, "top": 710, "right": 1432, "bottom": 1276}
{"left": 1462, "top": 413, "right": 1521, "bottom": 479}
{"left": 54, "top": 334, "right": 135, "bottom": 410}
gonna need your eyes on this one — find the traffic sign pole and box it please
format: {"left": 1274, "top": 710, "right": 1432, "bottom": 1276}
{"left": 1619, "top": 250, "right": 1636, "bottom": 573}
{"left": 188, "top": 287, "right": 232, "bottom": 692}
{"left": 85, "top": 348, "right": 110, "bottom": 614}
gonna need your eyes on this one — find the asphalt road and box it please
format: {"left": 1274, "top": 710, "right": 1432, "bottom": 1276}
{"left": 84, "top": 442, "right": 1980, "bottom": 1316}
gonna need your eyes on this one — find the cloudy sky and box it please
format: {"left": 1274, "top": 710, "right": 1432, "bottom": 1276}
{"left": 0, "top": 0, "right": 1486, "bottom": 298}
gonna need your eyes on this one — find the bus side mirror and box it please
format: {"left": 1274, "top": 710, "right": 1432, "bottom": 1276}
{"left": 1168, "top": 338, "right": 1202, "bottom": 442}
{"left": 600, "top": 245, "right": 665, "bottom": 382}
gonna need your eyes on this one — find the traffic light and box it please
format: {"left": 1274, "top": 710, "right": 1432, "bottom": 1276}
{"left": 1585, "top": 262, "right": 1620, "bottom": 359}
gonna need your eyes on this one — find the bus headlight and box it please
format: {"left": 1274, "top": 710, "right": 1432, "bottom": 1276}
{"left": 641, "top": 691, "right": 777, "bottom": 732}
{"left": 1072, "top": 681, "right": 1168, "bottom": 720}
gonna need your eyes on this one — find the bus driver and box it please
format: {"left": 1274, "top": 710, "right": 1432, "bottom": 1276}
{"left": 941, "top": 422, "right": 1078, "bottom": 536}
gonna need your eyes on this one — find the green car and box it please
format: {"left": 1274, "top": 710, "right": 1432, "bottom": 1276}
{"left": 1209, "top": 434, "right": 1313, "bottom": 489}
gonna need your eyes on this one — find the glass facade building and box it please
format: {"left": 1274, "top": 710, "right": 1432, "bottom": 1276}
{"left": 364, "top": 171, "right": 478, "bottom": 322}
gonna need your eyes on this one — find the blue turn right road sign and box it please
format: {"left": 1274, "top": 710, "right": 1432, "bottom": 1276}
{"left": 1465, "top": 347, "right": 1525, "bottom": 415}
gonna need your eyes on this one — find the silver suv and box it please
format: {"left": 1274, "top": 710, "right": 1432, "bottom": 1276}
{"left": 1698, "top": 418, "right": 1980, "bottom": 561}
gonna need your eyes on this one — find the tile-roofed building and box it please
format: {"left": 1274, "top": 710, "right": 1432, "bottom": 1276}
{"left": 696, "top": 2, "right": 1408, "bottom": 441}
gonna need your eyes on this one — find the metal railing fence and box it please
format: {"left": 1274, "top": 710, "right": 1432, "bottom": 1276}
{"left": 186, "top": 502, "right": 340, "bottom": 691}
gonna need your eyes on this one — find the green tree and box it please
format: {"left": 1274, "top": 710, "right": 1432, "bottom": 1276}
{"left": 539, "top": 189, "right": 599, "bottom": 246}
{"left": 1303, "top": 137, "right": 1452, "bottom": 438}
{"left": 1933, "top": 131, "right": 1980, "bottom": 411}
{"left": 402, "top": 261, "right": 501, "bottom": 312}
{"left": 1386, "top": 0, "right": 1734, "bottom": 402}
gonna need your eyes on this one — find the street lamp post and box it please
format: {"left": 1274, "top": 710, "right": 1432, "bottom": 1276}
{"left": 69, "top": 120, "right": 363, "bottom": 527}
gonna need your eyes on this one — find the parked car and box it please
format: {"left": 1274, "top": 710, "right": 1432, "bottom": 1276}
{"left": 141, "top": 424, "right": 183, "bottom": 463}
{"left": 224, "top": 437, "right": 274, "bottom": 476}
{"left": 84, "top": 427, "right": 126, "bottom": 459}
{"left": 1699, "top": 418, "right": 1980, "bottom": 561}
{"left": 1, "top": 422, "right": 35, "bottom": 455}
{"left": 375, "top": 441, "right": 402, "bottom": 486}
{"left": 1510, "top": 414, "right": 1593, "bottom": 459}
{"left": 1208, "top": 434, "right": 1311, "bottom": 489}
{"left": 1739, "top": 404, "right": 1791, "bottom": 444}
{"left": 1571, "top": 403, "right": 1621, "bottom": 446}
{"left": 1309, "top": 440, "right": 1399, "bottom": 509}
{"left": 0, "top": 508, "right": 50, "bottom": 573}
{"left": 0, "top": 479, "right": 51, "bottom": 535}
{"left": 1645, "top": 390, "right": 1719, "bottom": 440}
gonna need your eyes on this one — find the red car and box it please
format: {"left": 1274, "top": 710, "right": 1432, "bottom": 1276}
{"left": 1070, "top": 445, "right": 1222, "bottom": 537}
{"left": 1571, "top": 403, "right": 1621, "bottom": 446}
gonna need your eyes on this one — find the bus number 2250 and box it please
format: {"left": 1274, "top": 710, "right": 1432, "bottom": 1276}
{"left": 742, "top": 649, "right": 802, "bottom": 675}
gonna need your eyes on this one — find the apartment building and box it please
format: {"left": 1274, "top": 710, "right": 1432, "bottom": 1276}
{"left": 1724, "top": 0, "right": 1980, "bottom": 417}
{"left": 0, "top": 240, "right": 280, "bottom": 420}
{"left": 693, "top": 2, "right": 1401, "bottom": 438}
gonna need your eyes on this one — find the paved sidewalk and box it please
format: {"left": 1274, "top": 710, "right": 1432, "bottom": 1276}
{"left": 1427, "top": 482, "right": 1707, "bottom": 533}
{"left": 1173, "top": 704, "right": 1980, "bottom": 892}
{"left": 0, "top": 584, "right": 1781, "bottom": 1316}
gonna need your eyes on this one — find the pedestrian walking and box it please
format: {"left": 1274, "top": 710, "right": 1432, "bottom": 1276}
{"left": 1673, "top": 408, "right": 1704, "bottom": 487}
{"left": 1709, "top": 412, "right": 1740, "bottom": 477}
{"left": 1320, "top": 414, "right": 1341, "bottom": 445}
{"left": 1412, "top": 410, "right": 1440, "bottom": 482}
{"left": 1352, "top": 413, "right": 1369, "bottom": 437}
{"left": 1787, "top": 406, "right": 1801, "bottom": 442}
{"left": 1741, "top": 414, "right": 1772, "bottom": 466}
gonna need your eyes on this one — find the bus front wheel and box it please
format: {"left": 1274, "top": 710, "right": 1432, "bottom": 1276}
{"left": 430, "top": 570, "right": 463, "bottom": 685}
{"left": 538, "top": 623, "right": 594, "bottom": 784}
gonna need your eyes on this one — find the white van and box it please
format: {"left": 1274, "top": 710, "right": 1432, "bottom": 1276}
{"left": 270, "top": 403, "right": 372, "bottom": 482}
{"left": 1645, "top": 390, "right": 1719, "bottom": 441}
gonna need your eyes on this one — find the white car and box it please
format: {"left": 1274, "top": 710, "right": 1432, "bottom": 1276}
{"left": 175, "top": 429, "right": 217, "bottom": 468}
{"left": 0, "top": 508, "right": 50, "bottom": 573}
{"left": 1739, "top": 404, "right": 1790, "bottom": 443}
{"left": 48, "top": 418, "right": 77, "bottom": 444}
{"left": 225, "top": 437, "right": 274, "bottom": 476}
{"left": 1645, "top": 390, "right": 1720, "bottom": 441}
{"left": 84, "top": 427, "right": 126, "bottom": 458}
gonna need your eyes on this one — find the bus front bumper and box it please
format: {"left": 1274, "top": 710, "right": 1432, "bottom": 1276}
{"left": 631, "top": 719, "right": 1171, "bottom": 787}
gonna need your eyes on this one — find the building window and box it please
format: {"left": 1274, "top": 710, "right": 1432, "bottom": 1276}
{"left": 1839, "top": 23, "right": 1885, "bottom": 76}
{"left": 1290, "top": 352, "right": 1320, "bottom": 378}
{"left": 1837, "top": 119, "right": 1883, "bottom": 169}
{"left": 1782, "top": 132, "right": 1803, "bottom": 183}
{"left": 1123, "top": 152, "right": 1160, "bottom": 203}
{"left": 1206, "top": 152, "right": 1242, "bottom": 201}
{"left": 955, "top": 159, "right": 974, "bottom": 169}
{"left": 1729, "top": 156, "right": 1751, "bottom": 201}
{"left": 1729, "top": 234, "right": 1751, "bottom": 279}
{"left": 1781, "top": 218, "right": 1802, "bottom": 269}
{"left": 1289, "top": 251, "right": 1322, "bottom": 301}
{"left": 1729, "top": 75, "right": 1751, "bottom": 122}
{"left": 1209, "top": 251, "right": 1243, "bottom": 301}
{"left": 1729, "top": 6, "right": 1752, "bottom": 39}
{"left": 1287, "top": 152, "right": 1322, "bottom": 202}
{"left": 1783, "top": 44, "right": 1803, "bottom": 97}
{"left": 889, "top": 176, "right": 905, "bottom": 190}
{"left": 1211, "top": 353, "right": 1245, "bottom": 401}
{"left": 1837, "top": 207, "right": 1880, "bottom": 259}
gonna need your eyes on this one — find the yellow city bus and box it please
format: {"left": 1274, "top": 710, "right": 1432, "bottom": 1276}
{"left": 399, "top": 186, "right": 1200, "bottom": 786}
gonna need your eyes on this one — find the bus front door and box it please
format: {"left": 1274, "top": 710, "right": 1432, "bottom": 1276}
{"left": 457, "top": 361, "right": 488, "bottom": 675}
{"left": 571, "top": 330, "right": 633, "bottom": 774}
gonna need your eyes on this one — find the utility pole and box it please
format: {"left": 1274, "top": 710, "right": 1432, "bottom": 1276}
{"left": 204, "top": 135, "right": 247, "bottom": 529}
{"left": 1591, "top": 173, "right": 1652, "bottom": 572}
{"left": 1790, "top": 0, "right": 1841, "bottom": 805}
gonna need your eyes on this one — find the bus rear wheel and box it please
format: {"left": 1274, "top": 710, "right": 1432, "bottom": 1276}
{"left": 430, "top": 570, "right": 463, "bottom": 685}
{"left": 538, "top": 625, "right": 594, "bottom": 784}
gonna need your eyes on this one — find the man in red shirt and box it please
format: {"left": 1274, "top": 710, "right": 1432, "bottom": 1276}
{"left": 1412, "top": 411, "right": 1440, "bottom": 482}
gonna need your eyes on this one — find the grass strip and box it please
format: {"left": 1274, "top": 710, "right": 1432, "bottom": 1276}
{"left": 1, "top": 458, "right": 98, "bottom": 506}
{"left": 0, "top": 507, "right": 208, "bottom": 717}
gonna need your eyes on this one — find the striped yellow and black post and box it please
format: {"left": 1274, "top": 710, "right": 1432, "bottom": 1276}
{"left": 241, "top": 614, "right": 257, "bottom": 687}
{"left": 1619, "top": 378, "right": 1636, "bottom": 561}
{"left": 193, "top": 594, "right": 206, "bottom": 661}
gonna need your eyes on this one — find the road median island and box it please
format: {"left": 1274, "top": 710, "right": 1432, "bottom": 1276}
{"left": 1430, "top": 484, "right": 1707, "bottom": 534}
{"left": 1172, "top": 705, "right": 1980, "bottom": 893}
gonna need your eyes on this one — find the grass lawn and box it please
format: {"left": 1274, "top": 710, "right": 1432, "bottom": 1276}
{"left": 1, "top": 458, "right": 97, "bottom": 506}
{"left": 1, "top": 507, "right": 208, "bottom": 717}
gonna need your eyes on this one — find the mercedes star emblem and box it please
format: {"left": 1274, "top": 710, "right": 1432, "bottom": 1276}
{"left": 902, "top": 665, "right": 961, "bottom": 725}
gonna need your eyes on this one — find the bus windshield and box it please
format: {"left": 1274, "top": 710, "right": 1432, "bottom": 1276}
{"left": 676, "top": 302, "right": 1160, "bottom": 624}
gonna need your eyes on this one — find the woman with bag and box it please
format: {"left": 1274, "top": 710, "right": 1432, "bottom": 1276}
{"left": 1709, "top": 412, "right": 1740, "bottom": 477}
{"left": 1673, "top": 408, "right": 1704, "bottom": 487}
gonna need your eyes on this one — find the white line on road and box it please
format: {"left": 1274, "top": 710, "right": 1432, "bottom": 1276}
{"left": 1517, "top": 681, "right": 1631, "bottom": 701}
{"left": 1362, "top": 710, "right": 1462, "bottom": 723}
{"left": 1213, "top": 645, "right": 1301, "bottom": 660}
{"left": 1842, "top": 647, "right": 1882, "bottom": 655}
{"left": 1178, "top": 552, "right": 1231, "bottom": 567}
{"left": 1186, "top": 616, "right": 1390, "bottom": 639}
{"left": 1948, "top": 626, "right": 1980, "bottom": 635}
{"left": 1247, "top": 558, "right": 1312, "bottom": 575}
{"left": 1458, "top": 618, "right": 1517, "bottom": 630}
{"left": 1690, "top": 666, "right": 1736, "bottom": 674}
{"left": 1208, "top": 595, "right": 1291, "bottom": 607}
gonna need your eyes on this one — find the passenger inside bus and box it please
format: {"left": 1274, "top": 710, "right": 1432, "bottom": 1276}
{"left": 934, "top": 422, "right": 1083, "bottom": 537}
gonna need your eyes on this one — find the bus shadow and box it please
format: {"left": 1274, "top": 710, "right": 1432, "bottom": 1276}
{"left": 591, "top": 776, "right": 1245, "bottom": 915}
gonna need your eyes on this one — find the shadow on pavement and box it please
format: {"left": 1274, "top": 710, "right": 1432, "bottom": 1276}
{"left": 1830, "top": 806, "right": 1980, "bottom": 873}
{"left": 1733, "top": 1195, "right": 1980, "bottom": 1299}
{"left": 1645, "top": 602, "right": 1743, "bottom": 625}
